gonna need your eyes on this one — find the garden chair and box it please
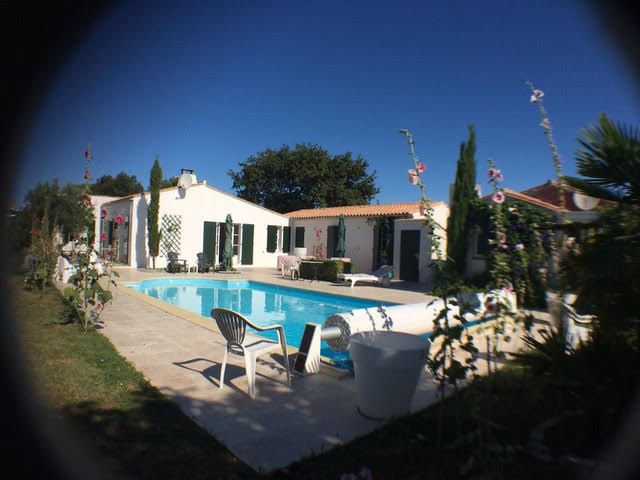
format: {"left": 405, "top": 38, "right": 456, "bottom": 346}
{"left": 166, "top": 251, "right": 187, "bottom": 273}
{"left": 197, "top": 252, "right": 212, "bottom": 273}
{"left": 281, "top": 255, "right": 300, "bottom": 280}
{"left": 562, "top": 298, "right": 595, "bottom": 349}
{"left": 210, "top": 308, "right": 291, "bottom": 398}
{"left": 338, "top": 265, "right": 394, "bottom": 288}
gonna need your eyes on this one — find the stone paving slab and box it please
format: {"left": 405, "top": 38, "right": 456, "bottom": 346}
{"left": 97, "top": 267, "right": 546, "bottom": 472}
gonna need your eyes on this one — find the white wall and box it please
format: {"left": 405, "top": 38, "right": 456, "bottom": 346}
{"left": 288, "top": 217, "right": 376, "bottom": 273}
{"left": 106, "top": 184, "right": 289, "bottom": 269}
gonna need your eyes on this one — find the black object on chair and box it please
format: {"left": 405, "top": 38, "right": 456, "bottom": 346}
{"left": 197, "top": 252, "right": 212, "bottom": 273}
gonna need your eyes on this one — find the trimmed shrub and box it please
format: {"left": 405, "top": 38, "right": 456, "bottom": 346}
{"left": 299, "top": 259, "right": 353, "bottom": 282}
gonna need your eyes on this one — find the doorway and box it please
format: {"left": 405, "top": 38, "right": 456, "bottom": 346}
{"left": 399, "top": 230, "right": 420, "bottom": 281}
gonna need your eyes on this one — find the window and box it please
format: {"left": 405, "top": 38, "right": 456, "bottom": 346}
{"left": 295, "top": 226, "right": 305, "bottom": 248}
{"left": 472, "top": 226, "right": 489, "bottom": 258}
{"left": 233, "top": 224, "right": 241, "bottom": 256}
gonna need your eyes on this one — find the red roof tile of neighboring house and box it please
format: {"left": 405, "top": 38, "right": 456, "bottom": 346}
{"left": 521, "top": 180, "right": 616, "bottom": 211}
{"left": 285, "top": 202, "right": 444, "bottom": 219}
{"left": 501, "top": 188, "right": 562, "bottom": 212}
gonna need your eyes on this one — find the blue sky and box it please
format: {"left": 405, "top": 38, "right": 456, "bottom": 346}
{"left": 16, "top": 0, "right": 639, "bottom": 208}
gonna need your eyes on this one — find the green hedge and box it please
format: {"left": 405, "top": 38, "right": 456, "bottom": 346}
{"left": 299, "top": 259, "right": 353, "bottom": 282}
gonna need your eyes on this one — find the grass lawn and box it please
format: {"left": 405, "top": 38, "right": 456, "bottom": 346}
{"left": 11, "top": 276, "right": 257, "bottom": 479}
{"left": 10, "top": 275, "right": 615, "bottom": 479}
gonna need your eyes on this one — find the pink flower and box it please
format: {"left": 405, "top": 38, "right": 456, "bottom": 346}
{"left": 114, "top": 215, "right": 123, "bottom": 225}
{"left": 540, "top": 118, "right": 551, "bottom": 130}
{"left": 96, "top": 303, "right": 103, "bottom": 311}
{"left": 407, "top": 169, "right": 419, "bottom": 185}
{"left": 485, "top": 300, "right": 496, "bottom": 314}
{"left": 416, "top": 162, "right": 426, "bottom": 173}
{"left": 101, "top": 209, "right": 107, "bottom": 218}
{"left": 488, "top": 167, "right": 497, "bottom": 179}
{"left": 498, "top": 232, "right": 507, "bottom": 244}
{"left": 359, "top": 468, "right": 373, "bottom": 480}
{"left": 100, "top": 233, "right": 107, "bottom": 241}
{"left": 83, "top": 170, "right": 92, "bottom": 180}
{"left": 340, "top": 475, "right": 357, "bottom": 480}
{"left": 530, "top": 89, "right": 544, "bottom": 103}
{"left": 492, "top": 191, "right": 505, "bottom": 204}
{"left": 494, "top": 170, "right": 503, "bottom": 182}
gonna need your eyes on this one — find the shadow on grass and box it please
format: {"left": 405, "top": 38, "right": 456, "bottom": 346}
{"left": 58, "top": 385, "right": 257, "bottom": 480}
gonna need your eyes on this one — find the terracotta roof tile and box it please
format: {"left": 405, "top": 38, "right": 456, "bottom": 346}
{"left": 285, "top": 202, "right": 443, "bottom": 219}
{"left": 501, "top": 188, "right": 562, "bottom": 211}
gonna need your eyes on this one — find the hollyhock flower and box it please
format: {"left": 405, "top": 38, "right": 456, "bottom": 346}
{"left": 101, "top": 209, "right": 107, "bottom": 218}
{"left": 359, "top": 468, "right": 373, "bottom": 480}
{"left": 492, "top": 191, "right": 505, "bottom": 204}
{"left": 416, "top": 162, "right": 426, "bottom": 173}
{"left": 485, "top": 299, "right": 496, "bottom": 314}
{"left": 100, "top": 233, "right": 107, "bottom": 241}
{"left": 494, "top": 170, "right": 503, "bottom": 182}
{"left": 498, "top": 232, "right": 507, "bottom": 245}
{"left": 530, "top": 89, "right": 544, "bottom": 103}
{"left": 340, "top": 474, "right": 357, "bottom": 480}
{"left": 488, "top": 167, "right": 497, "bottom": 179}
{"left": 115, "top": 215, "right": 123, "bottom": 225}
{"left": 540, "top": 118, "right": 551, "bottom": 130}
{"left": 407, "top": 169, "right": 419, "bottom": 185}
{"left": 83, "top": 170, "right": 92, "bottom": 180}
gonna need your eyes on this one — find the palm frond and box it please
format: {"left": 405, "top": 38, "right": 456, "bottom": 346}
{"left": 574, "top": 114, "right": 640, "bottom": 205}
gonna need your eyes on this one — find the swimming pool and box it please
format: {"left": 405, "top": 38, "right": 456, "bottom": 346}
{"left": 127, "top": 278, "right": 394, "bottom": 363}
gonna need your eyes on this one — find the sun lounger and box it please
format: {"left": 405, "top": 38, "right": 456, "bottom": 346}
{"left": 338, "top": 265, "right": 393, "bottom": 288}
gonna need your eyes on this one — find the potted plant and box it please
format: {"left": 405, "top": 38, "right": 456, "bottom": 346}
{"left": 349, "top": 330, "right": 430, "bottom": 419}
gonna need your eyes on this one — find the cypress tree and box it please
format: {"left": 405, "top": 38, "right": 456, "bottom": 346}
{"left": 447, "top": 125, "right": 477, "bottom": 274}
{"left": 148, "top": 156, "right": 162, "bottom": 268}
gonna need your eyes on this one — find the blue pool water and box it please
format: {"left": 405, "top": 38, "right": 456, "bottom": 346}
{"left": 127, "top": 278, "right": 394, "bottom": 364}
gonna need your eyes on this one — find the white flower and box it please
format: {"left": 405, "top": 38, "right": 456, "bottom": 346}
{"left": 530, "top": 89, "right": 544, "bottom": 103}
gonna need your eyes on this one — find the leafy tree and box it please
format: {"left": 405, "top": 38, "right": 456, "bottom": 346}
{"left": 159, "top": 178, "right": 176, "bottom": 189}
{"left": 90, "top": 172, "right": 144, "bottom": 197}
{"left": 228, "top": 143, "right": 379, "bottom": 213}
{"left": 14, "top": 181, "right": 94, "bottom": 253}
{"left": 447, "top": 125, "right": 477, "bottom": 274}
{"left": 148, "top": 157, "right": 162, "bottom": 268}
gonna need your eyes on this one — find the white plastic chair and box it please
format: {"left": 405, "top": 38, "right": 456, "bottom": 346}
{"left": 281, "top": 255, "right": 300, "bottom": 280}
{"left": 562, "top": 300, "right": 595, "bottom": 349}
{"left": 210, "top": 308, "right": 291, "bottom": 398}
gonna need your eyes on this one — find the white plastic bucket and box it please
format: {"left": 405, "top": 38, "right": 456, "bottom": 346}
{"left": 349, "top": 330, "right": 430, "bottom": 419}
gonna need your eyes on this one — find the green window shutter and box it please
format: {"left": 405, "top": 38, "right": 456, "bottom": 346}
{"left": 203, "top": 221, "right": 217, "bottom": 263}
{"left": 283, "top": 226, "right": 291, "bottom": 253}
{"left": 327, "top": 225, "right": 337, "bottom": 258}
{"left": 295, "top": 227, "right": 305, "bottom": 248}
{"left": 266, "top": 225, "right": 278, "bottom": 253}
{"left": 241, "top": 224, "right": 254, "bottom": 265}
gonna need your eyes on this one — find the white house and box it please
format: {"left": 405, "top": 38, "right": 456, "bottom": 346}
{"left": 285, "top": 202, "right": 449, "bottom": 284}
{"left": 94, "top": 172, "right": 290, "bottom": 270}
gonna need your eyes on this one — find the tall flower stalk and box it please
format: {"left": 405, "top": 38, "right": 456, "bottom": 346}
{"left": 527, "top": 82, "right": 566, "bottom": 216}
{"left": 63, "top": 145, "right": 118, "bottom": 331}
{"left": 400, "top": 129, "right": 477, "bottom": 447}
